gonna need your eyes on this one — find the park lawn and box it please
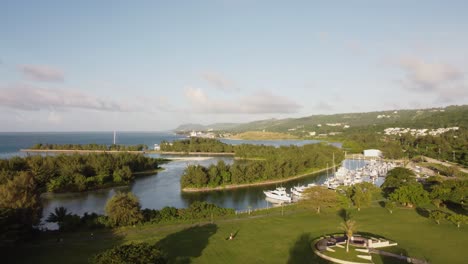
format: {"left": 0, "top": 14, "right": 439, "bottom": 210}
{"left": 8, "top": 205, "right": 468, "bottom": 264}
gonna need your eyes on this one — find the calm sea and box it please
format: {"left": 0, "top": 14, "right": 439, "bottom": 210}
{"left": 0, "top": 131, "right": 184, "bottom": 158}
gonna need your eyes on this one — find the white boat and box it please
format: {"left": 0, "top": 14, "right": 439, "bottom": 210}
{"left": 263, "top": 187, "right": 292, "bottom": 203}
{"left": 291, "top": 185, "right": 307, "bottom": 197}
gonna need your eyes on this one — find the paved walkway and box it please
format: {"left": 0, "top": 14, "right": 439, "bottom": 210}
{"left": 421, "top": 156, "right": 468, "bottom": 173}
{"left": 369, "top": 248, "right": 429, "bottom": 264}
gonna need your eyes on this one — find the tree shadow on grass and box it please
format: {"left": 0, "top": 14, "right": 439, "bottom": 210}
{"left": 156, "top": 224, "right": 217, "bottom": 264}
{"left": 415, "top": 207, "right": 430, "bottom": 218}
{"left": 4, "top": 228, "right": 125, "bottom": 264}
{"left": 287, "top": 233, "right": 329, "bottom": 264}
{"left": 337, "top": 208, "right": 352, "bottom": 221}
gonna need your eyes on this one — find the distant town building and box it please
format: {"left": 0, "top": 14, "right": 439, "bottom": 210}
{"left": 154, "top": 144, "right": 160, "bottom": 151}
{"left": 308, "top": 131, "right": 316, "bottom": 136}
{"left": 189, "top": 131, "right": 215, "bottom": 138}
{"left": 377, "top": 115, "right": 391, "bottom": 119}
{"left": 384, "top": 127, "right": 459, "bottom": 137}
{"left": 364, "top": 149, "right": 383, "bottom": 157}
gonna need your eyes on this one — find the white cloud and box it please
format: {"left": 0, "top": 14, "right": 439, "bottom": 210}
{"left": 184, "top": 87, "right": 302, "bottom": 114}
{"left": 19, "top": 64, "right": 65, "bottom": 82}
{"left": 396, "top": 57, "right": 467, "bottom": 102}
{"left": 47, "top": 111, "right": 62, "bottom": 124}
{"left": 201, "top": 71, "right": 238, "bottom": 92}
{"left": 0, "top": 84, "right": 133, "bottom": 112}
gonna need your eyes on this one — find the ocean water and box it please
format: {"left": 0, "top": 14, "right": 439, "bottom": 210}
{"left": 0, "top": 131, "right": 185, "bottom": 158}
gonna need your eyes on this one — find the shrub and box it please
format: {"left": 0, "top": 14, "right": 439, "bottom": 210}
{"left": 90, "top": 242, "right": 167, "bottom": 264}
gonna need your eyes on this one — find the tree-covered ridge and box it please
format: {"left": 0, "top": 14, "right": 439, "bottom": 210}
{"left": 160, "top": 138, "right": 235, "bottom": 153}
{"left": 30, "top": 143, "right": 149, "bottom": 151}
{"left": 336, "top": 127, "right": 468, "bottom": 166}
{"left": 181, "top": 143, "right": 344, "bottom": 188}
{"left": 177, "top": 105, "right": 468, "bottom": 135}
{"left": 0, "top": 153, "right": 162, "bottom": 193}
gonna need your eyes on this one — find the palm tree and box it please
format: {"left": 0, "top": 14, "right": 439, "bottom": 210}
{"left": 340, "top": 219, "right": 357, "bottom": 253}
{"left": 46, "top": 206, "right": 70, "bottom": 224}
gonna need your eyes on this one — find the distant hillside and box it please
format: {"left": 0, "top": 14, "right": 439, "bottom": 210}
{"left": 174, "top": 105, "right": 468, "bottom": 134}
{"left": 175, "top": 123, "right": 241, "bottom": 132}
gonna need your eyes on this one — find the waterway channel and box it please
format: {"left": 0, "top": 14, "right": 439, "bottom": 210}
{"left": 41, "top": 155, "right": 368, "bottom": 229}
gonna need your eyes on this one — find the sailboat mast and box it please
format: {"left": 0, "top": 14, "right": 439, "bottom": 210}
{"left": 113, "top": 131, "right": 116, "bottom": 145}
{"left": 332, "top": 153, "right": 336, "bottom": 174}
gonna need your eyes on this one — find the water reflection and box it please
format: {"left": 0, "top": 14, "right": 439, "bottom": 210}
{"left": 41, "top": 155, "right": 332, "bottom": 224}
{"left": 41, "top": 153, "right": 373, "bottom": 230}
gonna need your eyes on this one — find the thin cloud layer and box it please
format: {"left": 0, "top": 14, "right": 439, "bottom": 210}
{"left": 19, "top": 64, "right": 65, "bottom": 82}
{"left": 201, "top": 71, "right": 238, "bottom": 92}
{"left": 184, "top": 87, "right": 302, "bottom": 114}
{"left": 0, "top": 84, "right": 131, "bottom": 112}
{"left": 396, "top": 57, "right": 467, "bottom": 102}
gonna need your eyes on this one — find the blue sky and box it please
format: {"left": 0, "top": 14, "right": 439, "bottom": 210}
{"left": 1, "top": 0, "right": 467, "bottom": 131}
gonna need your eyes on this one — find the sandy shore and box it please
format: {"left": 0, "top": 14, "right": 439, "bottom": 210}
{"left": 182, "top": 166, "right": 335, "bottom": 192}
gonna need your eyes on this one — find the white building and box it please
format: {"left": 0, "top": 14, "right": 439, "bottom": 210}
{"left": 363, "top": 149, "right": 383, "bottom": 157}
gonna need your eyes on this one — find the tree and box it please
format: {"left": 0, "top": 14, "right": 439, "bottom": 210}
{"left": 0, "top": 171, "right": 41, "bottom": 225}
{"left": 105, "top": 192, "right": 143, "bottom": 227}
{"left": 385, "top": 201, "right": 396, "bottom": 214}
{"left": 300, "top": 186, "right": 343, "bottom": 214}
{"left": 429, "top": 210, "right": 446, "bottom": 225}
{"left": 113, "top": 166, "right": 133, "bottom": 183}
{"left": 340, "top": 219, "right": 357, "bottom": 253}
{"left": 432, "top": 199, "right": 443, "bottom": 208}
{"left": 447, "top": 213, "right": 467, "bottom": 228}
{"left": 46, "top": 206, "right": 70, "bottom": 226}
{"left": 90, "top": 242, "right": 167, "bottom": 264}
{"left": 349, "top": 182, "right": 380, "bottom": 211}
{"left": 381, "top": 167, "right": 416, "bottom": 197}
{"left": 389, "top": 183, "right": 430, "bottom": 207}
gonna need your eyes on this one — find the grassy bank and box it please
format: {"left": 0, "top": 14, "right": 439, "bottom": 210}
{"left": 8, "top": 204, "right": 467, "bottom": 264}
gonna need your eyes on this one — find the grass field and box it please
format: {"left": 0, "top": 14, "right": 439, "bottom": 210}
{"left": 6, "top": 205, "right": 468, "bottom": 264}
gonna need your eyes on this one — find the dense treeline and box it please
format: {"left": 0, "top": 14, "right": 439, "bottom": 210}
{"left": 0, "top": 153, "right": 161, "bottom": 193}
{"left": 45, "top": 200, "right": 234, "bottom": 232}
{"left": 337, "top": 131, "right": 404, "bottom": 159}
{"left": 181, "top": 144, "right": 344, "bottom": 188}
{"left": 30, "top": 143, "right": 149, "bottom": 151}
{"left": 381, "top": 167, "right": 467, "bottom": 213}
{"left": 160, "top": 138, "right": 234, "bottom": 153}
{"left": 398, "top": 129, "right": 468, "bottom": 166}
{"left": 336, "top": 128, "right": 468, "bottom": 167}
{"left": 141, "top": 201, "right": 235, "bottom": 224}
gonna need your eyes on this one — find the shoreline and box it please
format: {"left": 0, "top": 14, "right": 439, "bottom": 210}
{"left": 21, "top": 149, "right": 146, "bottom": 154}
{"left": 182, "top": 166, "right": 336, "bottom": 192}
{"left": 20, "top": 149, "right": 235, "bottom": 156}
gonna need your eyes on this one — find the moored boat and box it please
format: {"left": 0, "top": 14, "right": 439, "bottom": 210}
{"left": 263, "top": 187, "right": 292, "bottom": 203}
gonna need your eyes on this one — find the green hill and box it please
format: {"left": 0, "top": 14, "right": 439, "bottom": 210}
{"left": 174, "top": 105, "right": 468, "bottom": 135}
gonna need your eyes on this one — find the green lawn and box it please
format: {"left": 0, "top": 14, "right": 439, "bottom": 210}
{"left": 6, "top": 205, "right": 468, "bottom": 264}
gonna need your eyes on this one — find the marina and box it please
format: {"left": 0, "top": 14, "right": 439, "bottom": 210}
{"left": 262, "top": 159, "right": 396, "bottom": 204}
